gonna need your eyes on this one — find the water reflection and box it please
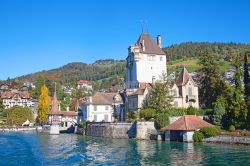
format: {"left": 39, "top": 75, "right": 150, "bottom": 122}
{"left": 0, "top": 132, "right": 250, "bottom": 166}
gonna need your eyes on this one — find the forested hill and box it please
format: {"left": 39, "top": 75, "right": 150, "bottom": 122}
{"left": 16, "top": 59, "right": 126, "bottom": 87}
{"left": 4, "top": 42, "right": 250, "bottom": 90}
{"left": 163, "top": 42, "right": 250, "bottom": 61}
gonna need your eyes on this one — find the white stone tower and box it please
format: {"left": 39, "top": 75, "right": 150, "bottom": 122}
{"left": 125, "top": 33, "right": 167, "bottom": 89}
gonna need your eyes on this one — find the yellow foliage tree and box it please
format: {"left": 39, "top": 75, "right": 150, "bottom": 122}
{"left": 36, "top": 85, "right": 50, "bottom": 124}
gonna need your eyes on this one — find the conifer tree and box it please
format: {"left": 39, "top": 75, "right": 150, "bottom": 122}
{"left": 36, "top": 85, "right": 50, "bottom": 124}
{"left": 199, "top": 50, "right": 224, "bottom": 108}
{"left": 229, "top": 54, "right": 247, "bottom": 128}
{"left": 244, "top": 51, "right": 250, "bottom": 127}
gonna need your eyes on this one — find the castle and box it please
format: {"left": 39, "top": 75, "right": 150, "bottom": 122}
{"left": 124, "top": 32, "right": 199, "bottom": 113}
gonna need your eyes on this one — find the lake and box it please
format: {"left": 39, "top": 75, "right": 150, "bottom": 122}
{"left": 0, "top": 132, "right": 250, "bottom": 165}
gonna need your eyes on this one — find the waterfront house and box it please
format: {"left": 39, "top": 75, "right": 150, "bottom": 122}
{"left": 48, "top": 89, "right": 77, "bottom": 131}
{"left": 161, "top": 115, "right": 213, "bottom": 142}
{"left": 124, "top": 32, "right": 200, "bottom": 118}
{"left": 79, "top": 92, "right": 124, "bottom": 123}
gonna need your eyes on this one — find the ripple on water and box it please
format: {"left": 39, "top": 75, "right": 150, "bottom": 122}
{"left": 0, "top": 132, "right": 250, "bottom": 166}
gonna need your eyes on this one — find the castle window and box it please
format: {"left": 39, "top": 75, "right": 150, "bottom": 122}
{"left": 188, "top": 87, "right": 192, "bottom": 96}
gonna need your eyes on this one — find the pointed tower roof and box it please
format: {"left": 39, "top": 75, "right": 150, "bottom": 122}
{"left": 48, "top": 84, "right": 61, "bottom": 115}
{"left": 176, "top": 67, "right": 196, "bottom": 86}
{"left": 136, "top": 33, "right": 166, "bottom": 55}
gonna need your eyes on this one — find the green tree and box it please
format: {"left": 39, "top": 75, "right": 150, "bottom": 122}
{"left": 7, "top": 106, "right": 33, "bottom": 126}
{"left": 243, "top": 51, "right": 250, "bottom": 127}
{"left": 211, "top": 96, "right": 226, "bottom": 126}
{"left": 30, "top": 75, "right": 46, "bottom": 99}
{"left": 139, "top": 108, "right": 156, "bottom": 121}
{"left": 36, "top": 85, "right": 50, "bottom": 124}
{"left": 148, "top": 80, "right": 173, "bottom": 113}
{"left": 229, "top": 54, "right": 247, "bottom": 128}
{"left": 199, "top": 50, "right": 225, "bottom": 108}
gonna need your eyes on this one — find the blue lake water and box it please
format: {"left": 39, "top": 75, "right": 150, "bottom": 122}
{"left": 0, "top": 132, "right": 250, "bottom": 166}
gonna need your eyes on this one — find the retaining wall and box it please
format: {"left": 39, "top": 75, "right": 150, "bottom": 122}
{"left": 86, "top": 122, "right": 157, "bottom": 140}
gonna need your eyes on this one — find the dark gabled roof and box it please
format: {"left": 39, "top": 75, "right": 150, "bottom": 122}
{"left": 176, "top": 67, "right": 197, "bottom": 87}
{"left": 136, "top": 33, "right": 166, "bottom": 55}
{"left": 161, "top": 115, "right": 213, "bottom": 131}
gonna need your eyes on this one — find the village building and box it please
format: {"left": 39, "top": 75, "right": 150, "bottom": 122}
{"left": 77, "top": 80, "right": 93, "bottom": 92}
{"left": 123, "top": 32, "right": 200, "bottom": 117}
{"left": 170, "top": 67, "right": 199, "bottom": 108}
{"left": 48, "top": 88, "right": 77, "bottom": 132}
{"left": 1, "top": 90, "right": 34, "bottom": 109}
{"left": 161, "top": 115, "right": 213, "bottom": 142}
{"left": 79, "top": 92, "right": 124, "bottom": 123}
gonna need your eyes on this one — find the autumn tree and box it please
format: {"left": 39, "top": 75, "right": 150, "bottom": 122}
{"left": 36, "top": 85, "right": 50, "bottom": 124}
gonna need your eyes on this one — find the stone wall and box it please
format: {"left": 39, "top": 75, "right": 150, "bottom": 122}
{"left": 203, "top": 135, "right": 250, "bottom": 145}
{"left": 86, "top": 122, "right": 157, "bottom": 140}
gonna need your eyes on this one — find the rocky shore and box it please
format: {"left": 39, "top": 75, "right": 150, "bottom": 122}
{"left": 203, "top": 135, "right": 250, "bottom": 145}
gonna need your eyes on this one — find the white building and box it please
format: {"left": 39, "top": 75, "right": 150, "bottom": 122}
{"left": 170, "top": 67, "right": 199, "bottom": 108}
{"left": 126, "top": 33, "right": 166, "bottom": 88}
{"left": 1, "top": 90, "right": 34, "bottom": 109}
{"left": 77, "top": 80, "right": 93, "bottom": 92}
{"left": 79, "top": 92, "right": 124, "bottom": 123}
{"left": 48, "top": 89, "right": 77, "bottom": 131}
{"left": 124, "top": 32, "right": 199, "bottom": 116}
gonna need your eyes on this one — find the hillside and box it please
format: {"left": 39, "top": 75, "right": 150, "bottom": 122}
{"left": 3, "top": 42, "right": 250, "bottom": 91}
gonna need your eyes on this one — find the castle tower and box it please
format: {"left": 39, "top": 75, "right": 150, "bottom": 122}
{"left": 125, "top": 33, "right": 167, "bottom": 89}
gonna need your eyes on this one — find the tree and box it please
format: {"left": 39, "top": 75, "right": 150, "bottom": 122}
{"left": 36, "top": 85, "right": 50, "bottom": 124}
{"left": 147, "top": 76, "right": 173, "bottom": 129}
{"left": 243, "top": 51, "right": 250, "bottom": 127}
{"left": 211, "top": 96, "right": 226, "bottom": 127}
{"left": 148, "top": 80, "right": 173, "bottom": 113}
{"left": 7, "top": 106, "right": 33, "bottom": 126}
{"left": 199, "top": 50, "right": 225, "bottom": 108}
{"left": 229, "top": 54, "right": 247, "bottom": 128}
{"left": 139, "top": 108, "right": 156, "bottom": 121}
{"left": 29, "top": 75, "right": 46, "bottom": 99}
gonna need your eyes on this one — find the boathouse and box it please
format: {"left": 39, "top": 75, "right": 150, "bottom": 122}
{"left": 161, "top": 115, "right": 213, "bottom": 142}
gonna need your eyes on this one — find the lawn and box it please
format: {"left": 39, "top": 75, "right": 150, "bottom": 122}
{"left": 168, "top": 58, "right": 231, "bottom": 73}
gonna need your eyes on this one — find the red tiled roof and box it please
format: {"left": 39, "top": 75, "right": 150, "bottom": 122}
{"left": 1, "top": 91, "right": 31, "bottom": 99}
{"left": 48, "top": 90, "right": 61, "bottom": 115}
{"left": 77, "top": 80, "right": 92, "bottom": 85}
{"left": 62, "top": 111, "right": 77, "bottom": 116}
{"left": 176, "top": 67, "right": 196, "bottom": 87}
{"left": 136, "top": 33, "right": 166, "bottom": 55}
{"left": 161, "top": 115, "right": 213, "bottom": 131}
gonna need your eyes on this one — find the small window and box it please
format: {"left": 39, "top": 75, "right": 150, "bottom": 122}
{"left": 160, "top": 57, "right": 163, "bottom": 61}
{"left": 104, "top": 114, "right": 109, "bottom": 122}
{"left": 94, "top": 115, "right": 97, "bottom": 122}
{"left": 105, "top": 106, "right": 109, "bottom": 110}
{"left": 188, "top": 87, "right": 192, "bottom": 96}
{"left": 94, "top": 105, "right": 97, "bottom": 111}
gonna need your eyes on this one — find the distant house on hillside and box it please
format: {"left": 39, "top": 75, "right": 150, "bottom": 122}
{"left": 79, "top": 92, "right": 124, "bottom": 123}
{"left": 1, "top": 90, "right": 34, "bottom": 109}
{"left": 77, "top": 80, "right": 93, "bottom": 92}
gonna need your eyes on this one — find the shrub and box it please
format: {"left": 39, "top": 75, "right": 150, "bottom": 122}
{"left": 187, "top": 106, "right": 197, "bottom": 115}
{"left": 155, "top": 112, "right": 169, "bottom": 130}
{"left": 79, "top": 122, "right": 87, "bottom": 129}
{"left": 169, "top": 108, "right": 187, "bottom": 116}
{"left": 193, "top": 131, "right": 204, "bottom": 142}
{"left": 199, "top": 127, "right": 220, "bottom": 137}
{"left": 228, "top": 125, "right": 235, "bottom": 131}
{"left": 126, "top": 111, "right": 138, "bottom": 122}
{"left": 139, "top": 108, "right": 156, "bottom": 121}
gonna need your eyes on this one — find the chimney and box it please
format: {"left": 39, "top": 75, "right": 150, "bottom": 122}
{"left": 157, "top": 35, "right": 162, "bottom": 48}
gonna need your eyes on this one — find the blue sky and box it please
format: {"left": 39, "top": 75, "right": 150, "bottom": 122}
{"left": 0, "top": 0, "right": 250, "bottom": 80}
